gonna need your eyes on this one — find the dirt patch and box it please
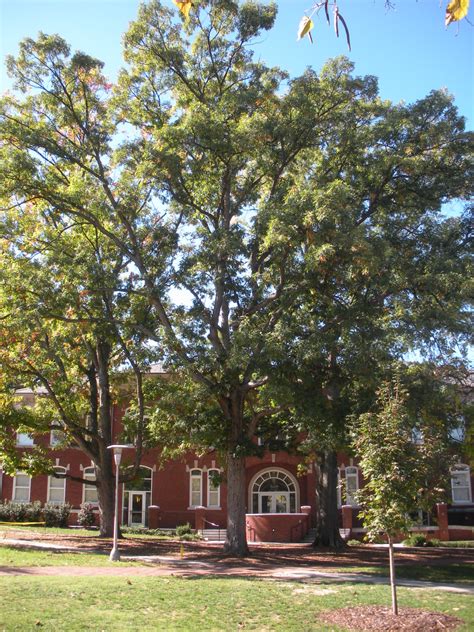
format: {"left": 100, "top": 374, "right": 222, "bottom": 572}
{"left": 319, "top": 606, "right": 462, "bottom": 631}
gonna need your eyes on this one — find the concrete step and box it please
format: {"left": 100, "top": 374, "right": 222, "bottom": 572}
{"left": 301, "top": 528, "right": 317, "bottom": 543}
{"left": 201, "top": 528, "right": 226, "bottom": 541}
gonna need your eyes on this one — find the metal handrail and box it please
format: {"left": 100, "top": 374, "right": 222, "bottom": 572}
{"left": 201, "top": 518, "right": 223, "bottom": 541}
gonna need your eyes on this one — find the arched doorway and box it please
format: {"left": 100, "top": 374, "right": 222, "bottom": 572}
{"left": 249, "top": 468, "right": 299, "bottom": 514}
{"left": 122, "top": 466, "right": 153, "bottom": 527}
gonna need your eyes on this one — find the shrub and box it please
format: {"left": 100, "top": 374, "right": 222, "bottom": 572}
{"left": 175, "top": 522, "right": 193, "bottom": 537}
{"left": 121, "top": 526, "right": 175, "bottom": 537}
{"left": 403, "top": 534, "right": 436, "bottom": 547}
{"left": 77, "top": 503, "right": 96, "bottom": 528}
{"left": 347, "top": 539, "right": 362, "bottom": 547}
{"left": 0, "top": 501, "right": 42, "bottom": 523}
{"left": 43, "top": 503, "right": 71, "bottom": 528}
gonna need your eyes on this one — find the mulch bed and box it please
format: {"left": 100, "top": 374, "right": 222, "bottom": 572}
{"left": 319, "top": 606, "right": 462, "bottom": 631}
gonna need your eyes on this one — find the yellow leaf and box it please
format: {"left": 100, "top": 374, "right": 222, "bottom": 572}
{"left": 445, "top": 0, "right": 470, "bottom": 25}
{"left": 174, "top": 0, "right": 193, "bottom": 19}
{"left": 297, "top": 16, "right": 314, "bottom": 43}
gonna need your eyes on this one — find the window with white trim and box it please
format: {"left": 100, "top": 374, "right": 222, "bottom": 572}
{"left": 189, "top": 469, "right": 202, "bottom": 507}
{"left": 343, "top": 466, "right": 359, "bottom": 507}
{"left": 251, "top": 469, "right": 298, "bottom": 514}
{"left": 207, "top": 469, "right": 220, "bottom": 508}
{"left": 13, "top": 472, "right": 31, "bottom": 502}
{"left": 450, "top": 464, "right": 472, "bottom": 504}
{"left": 50, "top": 425, "right": 66, "bottom": 447}
{"left": 16, "top": 432, "right": 34, "bottom": 446}
{"left": 83, "top": 466, "right": 99, "bottom": 504}
{"left": 48, "top": 466, "right": 66, "bottom": 504}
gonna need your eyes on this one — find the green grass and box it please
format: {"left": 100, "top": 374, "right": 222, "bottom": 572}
{"left": 0, "top": 576, "right": 472, "bottom": 631}
{"left": 1, "top": 547, "right": 472, "bottom": 584}
{"left": 347, "top": 564, "right": 474, "bottom": 585}
{"left": 0, "top": 524, "right": 177, "bottom": 539}
{"left": 0, "top": 524, "right": 96, "bottom": 537}
{"left": 0, "top": 546, "right": 145, "bottom": 567}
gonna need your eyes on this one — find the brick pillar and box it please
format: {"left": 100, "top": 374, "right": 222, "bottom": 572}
{"left": 436, "top": 503, "right": 449, "bottom": 541}
{"left": 194, "top": 506, "right": 206, "bottom": 532}
{"left": 148, "top": 505, "right": 161, "bottom": 529}
{"left": 300, "top": 505, "right": 311, "bottom": 536}
{"left": 341, "top": 505, "right": 353, "bottom": 539}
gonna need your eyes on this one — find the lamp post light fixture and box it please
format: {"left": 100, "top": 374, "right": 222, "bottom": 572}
{"left": 107, "top": 444, "right": 134, "bottom": 562}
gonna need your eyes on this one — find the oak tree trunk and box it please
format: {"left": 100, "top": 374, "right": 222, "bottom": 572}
{"left": 224, "top": 452, "right": 249, "bottom": 556}
{"left": 313, "top": 449, "right": 346, "bottom": 548}
{"left": 97, "top": 471, "right": 117, "bottom": 538}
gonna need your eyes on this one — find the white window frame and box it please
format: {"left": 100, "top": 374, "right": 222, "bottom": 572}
{"left": 249, "top": 468, "right": 299, "bottom": 514}
{"left": 123, "top": 466, "right": 153, "bottom": 527}
{"left": 343, "top": 466, "right": 359, "bottom": 507}
{"left": 337, "top": 468, "right": 342, "bottom": 508}
{"left": 450, "top": 464, "right": 472, "bottom": 504}
{"left": 47, "top": 466, "right": 67, "bottom": 504}
{"left": 16, "top": 432, "right": 34, "bottom": 446}
{"left": 207, "top": 469, "right": 221, "bottom": 508}
{"left": 189, "top": 469, "right": 203, "bottom": 508}
{"left": 12, "top": 472, "right": 31, "bottom": 502}
{"left": 83, "top": 466, "right": 99, "bottom": 505}
{"left": 50, "top": 426, "right": 66, "bottom": 447}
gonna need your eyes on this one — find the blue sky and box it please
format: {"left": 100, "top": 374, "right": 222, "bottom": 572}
{"left": 0, "top": 0, "right": 473, "bottom": 126}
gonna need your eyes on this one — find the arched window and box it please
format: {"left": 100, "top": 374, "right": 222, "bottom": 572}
{"left": 12, "top": 472, "right": 31, "bottom": 502}
{"left": 48, "top": 466, "right": 66, "bottom": 504}
{"left": 123, "top": 466, "right": 153, "bottom": 527}
{"left": 83, "top": 466, "right": 98, "bottom": 504}
{"left": 450, "top": 464, "right": 472, "bottom": 504}
{"left": 250, "top": 469, "right": 298, "bottom": 514}
{"left": 189, "top": 469, "right": 203, "bottom": 508}
{"left": 207, "top": 469, "right": 220, "bottom": 508}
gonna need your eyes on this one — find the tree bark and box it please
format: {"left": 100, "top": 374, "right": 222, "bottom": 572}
{"left": 388, "top": 535, "right": 398, "bottom": 615}
{"left": 224, "top": 452, "right": 249, "bottom": 556}
{"left": 313, "top": 449, "right": 346, "bottom": 548}
{"left": 97, "top": 468, "right": 117, "bottom": 538}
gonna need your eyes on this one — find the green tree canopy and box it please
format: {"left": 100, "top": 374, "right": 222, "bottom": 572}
{"left": 0, "top": 0, "right": 472, "bottom": 554}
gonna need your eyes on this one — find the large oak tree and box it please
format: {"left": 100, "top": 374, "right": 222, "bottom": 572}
{"left": 1, "top": 0, "right": 472, "bottom": 554}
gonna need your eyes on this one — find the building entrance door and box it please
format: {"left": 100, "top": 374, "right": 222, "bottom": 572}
{"left": 259, "top": 492, "right": 290, "bottom": 513}
{"left": 128, "top": 492, "right": 146, "bottom": 526}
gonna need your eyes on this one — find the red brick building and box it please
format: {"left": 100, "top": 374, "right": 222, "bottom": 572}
{"left": 1, "top": 389, "right": 473, "bottom": 542}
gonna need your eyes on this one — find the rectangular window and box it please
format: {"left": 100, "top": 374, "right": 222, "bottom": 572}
{"left": 207, "top": 469, "right": 220, "bottom": 508}
{"left": 50, "top": 427, "right": 66, "bottom": 447}
{"left": 13, "top": 473, "right": 31, "bottom": 502}
{"left": 16, "top": 432, "right": 34, "bottom": 446}
{"left": 48, "top": 468, "right": 66, "bottom": 504}
{"left": 83, "top": 467, "right": 99, "bottom": 504}
{"left": 190, "top": 469, "right": 202, "bottom": 507}
{"left": 344, "top": 467, "right": 359, "bottom": 507}
{"left": 451, "top": 466, "right": 472, "bottom": 504}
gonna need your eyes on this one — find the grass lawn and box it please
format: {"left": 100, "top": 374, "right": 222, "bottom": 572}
{"left": 345, "top": 564, "right": 474, "bottom": 585}
{"left": 0, "top": 546, "right": 145, "bottom": 567}
{"left": 0, "top": 576, "right": 472, "bottom": 631}
{"left": 1, "top": 547, "right": 473, "bottom": 584}
{"left": 0, "top": 525, "right": 96, "bottom": 537}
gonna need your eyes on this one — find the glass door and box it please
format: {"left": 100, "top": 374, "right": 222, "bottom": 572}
{"left": 128, "top": 492, "right": 146, "bottom": 526}
{"left": 259, "top": 492, "right": 290, "bottom": 513}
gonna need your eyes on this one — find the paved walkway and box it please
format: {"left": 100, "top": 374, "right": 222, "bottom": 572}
{"left": 1, "top": 537, "right": 473, "bottom": 595}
